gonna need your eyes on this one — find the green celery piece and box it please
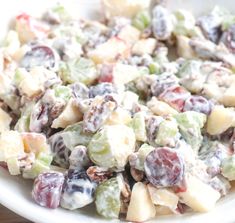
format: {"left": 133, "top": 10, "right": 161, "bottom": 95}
{"left": 149, "top": 62, "right": 161, "bottom": 74}
{"left": 173, "top": 9, "right": 196, "bottom": 36}
{"left": 59, "top": 58, "right": 97, "bottom": 85}
{"left": 132, "top": 112, "right": 147, "bottom": 142}
{"left": 222, "top": 15, "right": 235, "bottom": 30}
{"left": 14, "top": 102, "right": 35, "bottom": 132}
{"left": 52, "top": 4, "right": 70, "bottom": 21}
{"left": 132, "top": 10, "right": 151, "bottom": 31}
{"left": 63, "top": 122, "right": 93, "bottom": 148}
{"left": 222, "top": 155, "right": 235, "bottom": 180}
{"left": 14, "top": 115, "right": 30, "bottom": 132}
{"left": 14, "top": 68, "right": 26, "bottom": 86}
{"left": 174, "top": 111, "right": 206, "bottom": 153}
{"left": 95, "top": 177, "right": 121, "bottom": 219}
{"left": 36, "top": 152, "right": 53, "bottom": 166}
{"left": 135, "top": 143, "right": 155, "bottom": 171}
{"left": 22, "top": 153, "right": 53, "bottom": 179}
{"left": 54, "top": 85, "right": 72, "bottom": 101}
{"left": 155, "top": 119, "right": 179, "bottom": 147}
{"left": 88, "top": 128, "right": 114, "bottom": 168}
{"left": 177, "top": 60, "right": 202, "bottom": 78}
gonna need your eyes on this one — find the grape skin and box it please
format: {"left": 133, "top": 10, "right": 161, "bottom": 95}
{"left": 32, "top": 172, "right": 65, "bottom": 209}
{"left": 144, "top": 147, "right": 185, "bottom": 187}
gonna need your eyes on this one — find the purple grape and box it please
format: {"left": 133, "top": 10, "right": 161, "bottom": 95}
{"left": 197, "top": 15, "right": 221, "bottom": 43}
{"left": 183, "top": 95, "right": 212, "bottom": 115}
{"left": 49, "top": 133, "right": 71, "bottom": 168}
{"left": 21, "top": 45, "right": 57, "bottom": 70}
{"left": 152, "top": 5, "right": 172, "bottom": 40}
{"left": 60, "top": 169, "right": 97, "bottom": 210}
{"left": 89, "top": 83, "right": 117, "bottom": 98}
{"left": 144, "top": 147, "right": 184, "bottom": 187}
{"left": 32, "top": 172, "right": 64, "bottom": 209}
{"left": 29, "top": 91, "right": 66, "bottom": 133}
{"left": 150, "top": 73, "right": 178, "bottom": 97}
{"left": 220, "top": 24, "right": 235, "bottom": 53}
{"left": 159, "top": 85, "right": 190, "bottom": 112}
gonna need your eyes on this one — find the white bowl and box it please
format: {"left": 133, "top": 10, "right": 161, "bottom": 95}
{"left": 1, "top": 0, "right": 235, "bottom": 222}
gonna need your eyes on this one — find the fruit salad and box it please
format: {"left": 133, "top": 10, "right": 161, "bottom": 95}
{"left": 1, "top": 1, "right": 235, "bottom": 222}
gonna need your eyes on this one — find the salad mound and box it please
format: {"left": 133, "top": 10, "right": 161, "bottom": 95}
{"left": 1, "top": 1, "right": 235, "bottom": 222}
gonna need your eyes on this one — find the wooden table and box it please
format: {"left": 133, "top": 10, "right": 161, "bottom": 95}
{"left": 0, "top": 205, "right": 31, "bottom": 223}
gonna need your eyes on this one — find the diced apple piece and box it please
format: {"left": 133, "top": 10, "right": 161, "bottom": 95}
{"left": 0, "top": 108, "right": 12, "bottom": 133}
{"left": 126, "top": 182, "right": 156, "bottom": 222}
{"left": 84, "top": 20, "right": 109, "bottom": 34}
{"left": 21, "top": 132, "right": 49, "bottom": 156}
{"left": 102, "top": 0, "right": 151, "bottom": 18}
{"left": 0, "top": 50, "right": 3, "bottom": 72}
{"left": 114, "top": 64, "right": 141, "bottom": 85}
{"left": 0, "top": 131, "right": 24, "bottom": 161}
{"left": 155, "top": 205, "right": 173, "bottom": 215}
{"left": 122, "top": 91, "right": 139, "bottom": 110}
{"left": 105, "top": 107, "right": 132, "bottom": 125}
{"left": 147, "top": 184, "right": 179, "bottom": 212}
{"left": 177, "top": 174, "right": 220, "bottom": 212}
{"left": 0, "top": 73, "right": 13, "bottom": 96}
{"left": 132, "top": 38, "right": 157, "bottom": 56}
{"left": 6, "top": 157, "right": 20, "bottom": 175}
{"left": 12, "top": 45, "right": 31, "bottom": 62}
{"left": 88, "top": 37, "right": 130, "bottom": 64}
{"left": 19, "top": 73, "right": 43, "bottom": 97}
{"left": 17, "top": 67, "right": 58, "bottom": 98}
{"left": 30, "top": 67, "right": 58, "bottom": 86}
{"left": 3, "top": 30, "right": 21, "bottom": 56}
{"left": 0, "top": 74, "right": 20, "bottom": 110}
{"left": 207, "top": 105, "right": 235, "bottom": 135}
{"left": 52, "top": 99, "right": 83, "bottom": 129}
{"left": 100, "top": 63, "right": 141, "bottom": 85}
{"left": 177, "top": 35, "right": 196, "bottom": 59}
{"left": 118, "top": 25, "right": 140, "bottom": 45}
{"left": 222, "top": 82, "right": 235, "bottom": 107}
{"left": 16, "top": 13, "right": 49, "bottom": 43}
{"left": 147, "top": 97, "right": 178, "bottom": 116}
{"left": 203, "top": 84, "right": 223, "bottom": 102}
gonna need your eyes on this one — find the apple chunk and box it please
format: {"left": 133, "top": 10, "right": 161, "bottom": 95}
{"left": 177, "top": 174, "right": 220, "bottom": 212}
{"left": 52, "top": 99, "right": 83, "bottom": 129}
{"left": 126, "top": 182, "right": 156, "bottom": 222}
{"left": 0, "top": 108, "right": 12, "bottom": 133}
{"left": 88, "top": 37, "right": 129, "bottom": 64}
{"left": 118, "top": 25, "right": 140, "bottom": 45}
{"left": 102, "top": 0, "right": 151, "bottom": 18}
{"left": 207, "top": 105, "right": 235, "bottom": 135}
{"left": 21, "top": 132, "right": 49, "bottom": 155}
{"left": 0, "top": 131, "right": 24, "bottom": 161}
{"left": 147, "top": 185, "right": 179, "bottom": 212}
{"left": 222, "top": 83, "right": 235, "bottom": 107}
{"left": 132, "top": 38, "right": 157, "bottom": 56}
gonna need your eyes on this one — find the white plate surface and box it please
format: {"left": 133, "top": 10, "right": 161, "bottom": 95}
{"left": 1, "top": 0, "right": 235, "bottom": 222}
